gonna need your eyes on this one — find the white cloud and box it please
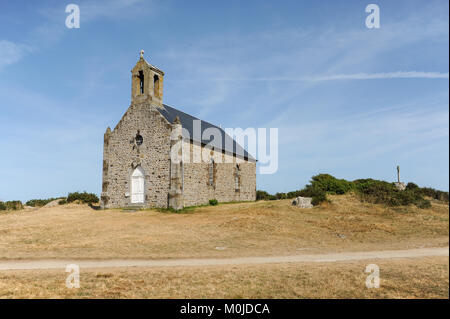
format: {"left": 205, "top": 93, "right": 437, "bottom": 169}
{"left": 205, "top": 71, "right": 450, "bottom": 82}
{"left": 306, "top": 72, "right": 449, "bottom": 81}
{"left": 0, "top": 40, "right": 30, "bottom": 70}
{"left": 1, "top": 0, "right": 157, "bottom": 71}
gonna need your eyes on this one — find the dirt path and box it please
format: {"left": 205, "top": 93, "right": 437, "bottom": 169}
{"left": 0, "top": 247, "right": 447, "bottom": 270}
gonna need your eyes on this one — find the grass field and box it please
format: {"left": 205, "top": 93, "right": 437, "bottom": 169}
{"left": 0, "top": 194, "right": 448, "bottom": 260}
{"left": 0, "top": 256, "right": 447, "bottom": 298}
{"left": 0, "top": 195, "right": 448, "bottom": 298}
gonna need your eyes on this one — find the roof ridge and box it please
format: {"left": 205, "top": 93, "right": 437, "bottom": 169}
{"left": 159, "top": 104, "right": 256, "bottom": 161}
{"left": 163, "top": 104, "right": 222, "bottom": 131}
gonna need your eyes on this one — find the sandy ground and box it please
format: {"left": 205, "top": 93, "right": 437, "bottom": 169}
{"left": 0, "top": 196, "right": 448, "bottom": 260}
{"left": 0, "top": 246, "right": 447, "bottom": 270}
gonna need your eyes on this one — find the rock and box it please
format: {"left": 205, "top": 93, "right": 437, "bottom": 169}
{"left": 43, "top": 199, "right": 62, "bottom": 208}
{"left": 292, "top": 196, "right": 313, "bottom": 208}
{"left": 394, "top": 182, "right": 406, "bottom": 191}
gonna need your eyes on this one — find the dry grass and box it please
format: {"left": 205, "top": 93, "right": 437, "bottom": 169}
{"left": 0, "top": 195, "right": 448, "bottom": 259}
{"left": 0, "top": 256, "right": 447, "bottom": 298}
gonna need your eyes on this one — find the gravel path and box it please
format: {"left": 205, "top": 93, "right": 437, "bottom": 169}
{"left": 0, "top": 247, "right": 447, "bottom": 270}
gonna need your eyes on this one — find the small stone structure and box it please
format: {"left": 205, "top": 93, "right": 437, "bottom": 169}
{"left": 394, "top": 165, "right": 406, "bottom": 191}
{"left": 292, "top": 196, "right": 313, "bottom": 208}
{"left": 101, "top": 51, "right": 256, "bottom": 210}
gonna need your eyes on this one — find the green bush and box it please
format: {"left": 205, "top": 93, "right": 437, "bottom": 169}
{"left": 286, "top": 190, "right": 302, "bottom": 199}
{"left": 58, "top": 199, "right": 67, "bottom": 205}
{"left": 297, "top": 185, "right": 328, "bottom": 206}
{"left": 256, "top": 190, "right": 278, "bottom": 200}
{"left": 209, "top": 199, "right": 218, "bottom": 206}
{"left": 0, "top": 202, "right": 6, "bottom": 210}
{"left": 67, "top": 192, "right": 99, "bottom": 204}
{"left": 406, "top": 182, "right": 419, "bottom": 190}
{"left": 256, "top": 190, "right": 271, "bottom": 200}
{"left": 310, "top": 174, "right": 354, "bottom": 195}
{"left": 311, "top": 192, "right": 327, "bottom": 206}
{"left": 275, "top": 192, "right": 287, "bottom": 200}
{"left": 352, "top": 179, "right": 432, "bottom": 208}
{"left": 5, "top": 201, "right": 23, "bottom": 210}
{"left": 416, "top": 187, "right": 449, "bottom": 202}
{"left": 415, "top": 198, "right": 432, "bottom": 209}
{"left": 257, "top": 174, "right": 447, "bottom": 209}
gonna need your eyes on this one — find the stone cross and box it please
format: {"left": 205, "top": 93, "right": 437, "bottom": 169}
{"left": 397, "top": 165, "right": 400, "bottom": 183}
{"left": 140, "top": 49, "right": 144, "bottom": 59}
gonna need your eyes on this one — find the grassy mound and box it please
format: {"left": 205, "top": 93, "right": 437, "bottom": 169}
{"left": 258, "top": 174, "right": 448, "bottom": 208}
{"left": 26, "top": 198, "right": 64, "bottom": 207}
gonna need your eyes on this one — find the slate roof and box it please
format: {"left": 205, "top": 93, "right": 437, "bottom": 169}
{"left": 158, "top": 104, "right": 256, "bottom": 161}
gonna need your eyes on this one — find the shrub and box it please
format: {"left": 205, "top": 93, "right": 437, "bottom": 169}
{"left": 67, "top": 192, "right": 99, "bottom": 204}
{"left": 406, "top": 182, "right": 419, "bottom": 190}
{"left": 415, "top": 198, "right": 432, "bottom": 209}
{"left": 5, "top": 201, "right": 23, "bottom": 210}
{"left": 416, "top": 187, "right": 449, "bottom": 202}
{"left": 353, "top": 179, "right": 396, "bottom": 204}
{"left": 58, "top": 199, "right": 67, "bottom": 205}
{"left": 297, "top": 185, "right": 327, "bottom": 206}
{"left": 209, "top": 199, "right": 218, "bottom": 206}
{"left": 256, "top": 191, "right": 277, "bottom": 200}
{"left": 286, "top": 190, "right": 302, "bottom": 199}
{"left": 275, "top": 192, "right": 287, "bottom": 200}
{"left": 0, "top": 202, "right": 6, "bottom": 210}
{"left": 310, "top": 174, "right": 354, "bottom": 195}
{"left": 257, "top": 174, "right": 447, "bottom": 209}
{"left": 352, "top": 179, "right": 431, "bottom": 208}
{"left": 311, "top": 192, "right": 327, "bottom": 206}
{"left": 256, "top": 190, "right": 271, "bottom": 200}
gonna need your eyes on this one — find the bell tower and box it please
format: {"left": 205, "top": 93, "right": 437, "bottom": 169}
{"left": 131, "top": 49, "right": 164, "bottom": 107}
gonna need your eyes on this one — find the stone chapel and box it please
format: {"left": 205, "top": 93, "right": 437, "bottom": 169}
{"left": 101, "top": 51, "right": 256, "bottom": 209}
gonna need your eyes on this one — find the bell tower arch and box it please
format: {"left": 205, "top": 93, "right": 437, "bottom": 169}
{"left": 131, "top": 49, "right": 164, "bottom": 107}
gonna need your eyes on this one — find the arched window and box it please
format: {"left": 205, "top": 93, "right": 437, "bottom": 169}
{"left": 154, "top": 74, "right": 160, "bottom": 97}
{"left": 208, "top": 159, "right": 214, "bottom": 186}
{"left": 235, "top": 164, "right": 240, "bottom": 191}
{"left": 138, "top": 71, "right": 144, "bottom": 94}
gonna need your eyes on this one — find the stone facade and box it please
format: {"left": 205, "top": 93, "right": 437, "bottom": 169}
{"left": 180, "top": 141, "right": 256, "bottom": 206}
{"left": 101, "top": 53, "right": 256, "bottom": 209}
{"left": 101, "top": 102, "right": 172, "bottom": 208}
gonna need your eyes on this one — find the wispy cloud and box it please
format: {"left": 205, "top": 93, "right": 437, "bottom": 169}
{"left": 274, "top": 96, "right": 449, "bottom": 159}
{"left": 0, "top": 0, "right": 157, "bottom": 71}
{"left": 0, "top": 40, "right": 31, "bottom": 70}
{"left": 200, "top": 71, "right": 450, "bottom": 82}
{"left": 305, "top": 72, "right": 449, "bottom": 81}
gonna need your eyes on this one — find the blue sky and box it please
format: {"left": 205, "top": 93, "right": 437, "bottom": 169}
{"left": 0, "top": 0, "right": 448, "bottom": 202}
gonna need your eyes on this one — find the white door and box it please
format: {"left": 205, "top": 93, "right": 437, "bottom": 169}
{"left": 131, "top": 167, "right": 145, "bottom": 204}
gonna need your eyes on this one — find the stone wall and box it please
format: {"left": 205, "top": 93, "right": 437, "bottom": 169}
{"left": 182, "top": 141, "right": 256, "bottom": 207}
{"left": 101, "top": 102, "right": 172, "bottom": 208}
